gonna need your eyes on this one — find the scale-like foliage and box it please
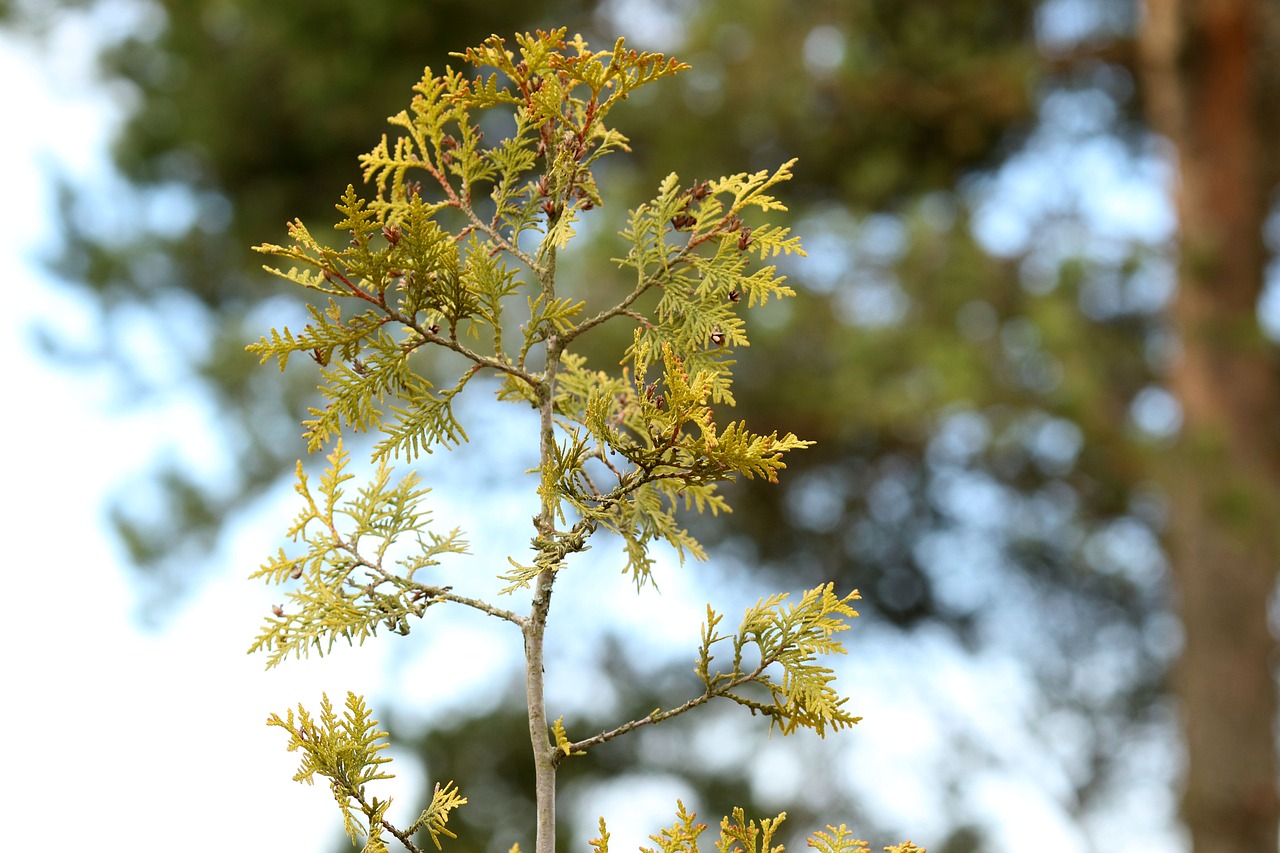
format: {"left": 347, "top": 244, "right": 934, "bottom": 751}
{"left": 409, "top": 782, "right": 470, "bottom": 851}
{"left": 594, "top": 803, "right": 914, "bottom": 853}
{"left": 697, "top": 585, "right": 864, "bottom": 737}
{"left": 716, "top": 808, "right": 787, "bottom": 853}
{"left": 267, "top": 691, "right": 397, "bottom": 849}
{"left": 248, "top": 441, "right": 468, "bottom": 668}
{"left": 268, "top": 692, "right": 467, "bottom": 853}
{"left": 640, "top": 801, "right": 709, "bottom": 853}
{"left": 808, "top": 826, "right": 918, "bottom": 853}
{"left": 250, "top": 29, "right": 910, "bottom": 853}
{"left": 614, "top": 162, "right": 804, "bottom": 405}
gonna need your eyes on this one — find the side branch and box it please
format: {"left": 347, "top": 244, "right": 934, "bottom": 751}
{"left": 561, "top": 276, "right": 655, "bottom": 344}
{"left": 464, "top": 203, "right": 541, "bottom": 272}
{"left": 561, "top": 231, "right": 711, "bottom": 346}
{"left": 564, "top": 204, "right": 754, "bottom": 347}
{"left": 434, "top": 587, "right": 527, "bottom": 627}
{"left": 356, "top": 552, "right": 527, "bottom": 627}
{"left": 390, "top": 308, "right": 540, "bottom": 387}
{"left": 415, "top": 139, "right": 541, "bottom": 272}
{"left": 379, "top": 818, "right": 425, "bottom": 853}
{"left": 560, "top": 664, "right": 769, "bottom": 759}
{"left": 348, "top": 786, "right": 426, "bottom": 853}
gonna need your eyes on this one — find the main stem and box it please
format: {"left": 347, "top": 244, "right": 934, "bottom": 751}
{"left": 527, "top": 243, "right": 563, "bottom": 853}
{"left": 525, "top": 561, "right": 557, "bottom": 853}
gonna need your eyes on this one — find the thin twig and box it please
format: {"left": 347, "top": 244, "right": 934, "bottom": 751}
{"left": 561, "top": 663, "right": 770, "bottom": 758}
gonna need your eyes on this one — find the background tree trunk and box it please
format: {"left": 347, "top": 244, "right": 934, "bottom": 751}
{"left": 1139, "top": 1, "right": 1280, "bottom": 850}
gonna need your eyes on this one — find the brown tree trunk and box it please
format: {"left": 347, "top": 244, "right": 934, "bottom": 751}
{"left": 1139, "top": 1, "right": 1280, "bottom": 851}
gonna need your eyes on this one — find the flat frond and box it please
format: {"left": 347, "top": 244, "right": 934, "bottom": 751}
{"left": 248, "top": 440, "right": 468, "bottom": 668}
{"left": 590, "top": 818, "right": 612, "bottom": 853}
{"left": 407, "top": 781, "right": 469, "bottom": 851}
{"left": 695, "top": 586, "right": 863, "bottom": 737}
{"left": 373, "top": 368, "right": 474, "bottom": 461}
{"left": 641, "top": 801, "right": 708, "bottom": 853}
{"left": 266, "top": 692, "right": 395, "bottom": 846}
{"left": 498, "top": 554, "right": 543, "bottom": 595}
{"left": 806, "top": 826, "right": 871, "bottom": 853}
{"left": 716, "top": 808, "right": 786, "bottom": 853}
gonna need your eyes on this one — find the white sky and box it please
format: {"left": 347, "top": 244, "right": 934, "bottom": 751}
{"left": 0, "top": 20, "right": 377, "bottom": 851}
{"left": 0, "top": 7, "right": 1189, "bottom": 853}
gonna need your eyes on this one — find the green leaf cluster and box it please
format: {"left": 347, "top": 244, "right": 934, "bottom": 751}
{"left": 507, "top": 334, "right": 814, "bottom": 591}
{"left": 248, "top": 440, "right": 468, "bottom": 668}
{"left": 249, "top": 27, "right": 812, "bottom": 597}
{"left": 591, "top": 802, "right": 920, "bottom": 853}
{"left": 615, "top": 165, "right": 804, "bottom": 405}
{"left": 268, "top": 692, "right": 466, "bottom": 853}
{"left": 697, "top": 584, "right": 864, "bottom": 736}
{"left": 248, "top": 28, "right": 906, "bottom": 853}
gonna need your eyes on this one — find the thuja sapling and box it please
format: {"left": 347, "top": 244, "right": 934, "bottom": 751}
{"left": 247, "top": 28, "right": 919, "bottom": 853}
